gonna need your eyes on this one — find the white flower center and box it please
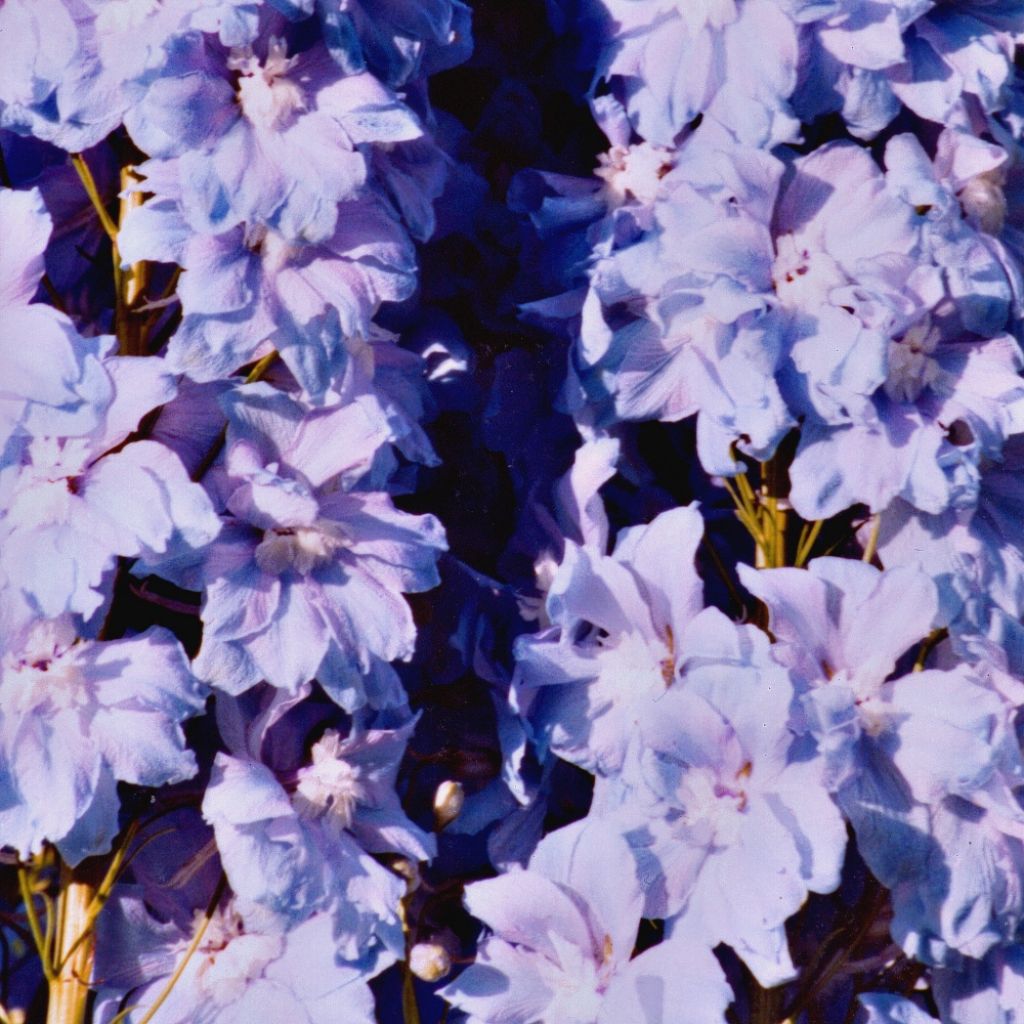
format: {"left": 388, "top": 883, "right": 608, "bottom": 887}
{"left": 959, "top": 169, "right": 1007, "bottom": 235}
{"left": 254, "top": 524, "right": 347, "bottom": 576}
{"left": 243, "top": 224, "right": 297, "bottom": 275}
{"left": 230, "top": 37, "right": 306, "bottom": 131}
{"left": 831, "top": 667, "right": 893, "bottom": 739}
{"left": 884, "top": 319, "right": 941, "bottom": 403}
{"left": 293, "top": 730, "right": 365, "bottom": 831}
{"left": 2, "top": 619, "right": 83, "bottom": 716}
{"left": 772, "top": 233, "right": 848, "bottom": 308}
{"left": 595, "top": 142, "right": 674, "bottom": 205}
{"left": 192, "top": 909, "right": 282, "bottom": 1007}
{"left": 536, "top": 934, "right": 604, "bottom": 1024}
{"left": 679, "top": 760, "right": 751, "bottom": 845}
{"left": 597, "top": 630, "right": 675, "bottom": 699}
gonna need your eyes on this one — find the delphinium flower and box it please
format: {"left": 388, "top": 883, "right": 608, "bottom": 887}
{"left": 591, "top": 0, "right": 801, "bottom": 148}
{"left": 0, "top": 617, "right": 205, "bottom": 865}
{"left": 574, "top": 128, "right": 794, "bottom": 471}
{"left": 514, "top": 504, "right": 707, "bottom": 775}
{"left": 202, "top": 702, "right": 433, "bottom": 965}
{"left": 0, "top": 350, "right": 221, "bottom": 627}
{"left": 873, "top": 434, "right": 1024, "bottom": 639}
{"left": 0, "top": 186, "right": 113, "bottom": 453}
{"left": 0, "top": 0, "right": 126, "bottom": 152}
{"left": 591, "top": 619, "right": 846, "bottom": 986}
{"left": 0, "top": 0, "right": 261, "bottom": 153}
{"left": 118, "top": 168, "right": 417, "bottom": 398}
{"left": 124, "top": 24, "right": 422, "bottom": 242}
{"left": 515, "top": 502, "right": 846, "bottom": 983}
{"left": 852, "top": 944, "right": 1024, "bottom": 1023}
{"left": 791, "top": 1, "right": 1024, "bottom": 139}
{"left": 741, "top": 557, "right": 1024, "bottom": 964}
{"left": 439, "top": 817, "right": 734, "bottom": 1024}
{"left": 93, "top": 890, "right": 379, "bottom": 1024}
{"left": 143, "top": 383, "right": 446, "bottom": 705}
{"left": 270, "top": 0, "right": 473, "bottom": 87}
{"left": 932, "top": 943, "right": 1024, "bottom": 1024}
{"left": 783, "top": 137, "right": 1024, "bottom": 519}
{"left": 566, "top": 124, "right": 1024, "bottom": 514}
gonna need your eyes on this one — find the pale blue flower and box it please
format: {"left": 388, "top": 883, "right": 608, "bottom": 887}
{"left": 439, "top": 817, "right": 733, "bottom": 1024}
{"left": 0, "top": 620, "right": 205, "bottom": 864}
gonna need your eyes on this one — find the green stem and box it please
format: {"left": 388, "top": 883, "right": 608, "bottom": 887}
{"left": 54, "top": 821, "right": 142, "bottom": 976}
{"left": 794, "top": 519, "right": 823, "bottom": 568}
{"left": 16, "top": 867, "right": 52, "bottom": 982}
{"left": 913, "top": 628, "right": 948, "bottom": 672}
{"left": 861, "top": 514, "right": 881, "bottom": 564}
{"left": 70, "top": 154, "right": 118, "bottom": 241}
{"left": 401, "top": 963, "right": 421, "bottom": 1024}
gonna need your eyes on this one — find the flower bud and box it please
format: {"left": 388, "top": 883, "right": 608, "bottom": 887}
{"left": 390, "top": 856, "right": 421, "bottom": 892}
{"left": 433, "top": 780, "right": 464, "bottom": 830}
{"left": 409, "top": 942, "right": 452, "bottom": 982}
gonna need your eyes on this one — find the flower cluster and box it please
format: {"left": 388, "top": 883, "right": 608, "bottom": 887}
{"left": 0, "top": 1, "right": 1023, "bottom": 1023}
{"left": 0, "top": 1, "right": 460, "bottom": 1019}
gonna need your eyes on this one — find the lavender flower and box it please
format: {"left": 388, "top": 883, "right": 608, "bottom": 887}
{"left": 0, "top": 620, "right": 205, "bottom": 864}
{"left": 94, "top": 892, "right": 379, "bottom": 1024}
{"left": 151, "top": 384, "right": 445, "bottom": 703}
{"left": 0, "top": 355, "right": 221, "bottom": 626}
{"left": 439, "top": 818, "right": 733, "bottom": 1024}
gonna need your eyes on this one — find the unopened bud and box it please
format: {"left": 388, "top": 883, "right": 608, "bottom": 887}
{"left": 433, "top": 780, "right": 464, "bottom": 830}
{"left": 391, "top": 856, "right": 421, "bottom": 892}
{"left": 409, "top": 942, "right": 452, "bottom": 982}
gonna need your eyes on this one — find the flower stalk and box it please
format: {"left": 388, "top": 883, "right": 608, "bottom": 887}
{"left": 45, "top": 867, "right": 95, "bottom": 1024}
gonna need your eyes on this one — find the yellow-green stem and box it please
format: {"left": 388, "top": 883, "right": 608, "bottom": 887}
{"left": 16, "top": 866, "right": 51, "bottom": 982}
{"left": 401, "top": 963, "right": 421, "bottom": 1024}
{"left": 758, "top": 455, "right": 789, "bottom": 569}
{"left": 70, "top": 154, "right": 118, "bottom": 241}
{"left": 794, "top": 519, "right": 823, "bottom": 568}
{"left": 116, "top": 167, "right": 149, "bottom": 356}
{"left": 862, "top": 514, "right": 881, "bottom": 564}
{"left": 913, "top": 628, "right": 948, "bottom": 672}
{"left": 55, "top": 821, "right": 142, "bottom": 977}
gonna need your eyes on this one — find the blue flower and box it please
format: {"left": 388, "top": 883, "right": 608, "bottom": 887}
{"left": 119, "top": 183, "right": 417, "bottom": 399}
{"left": 0, "top": 621, "right": 205, "bottom": 864}
{"left": 439, "top": 817, "right": 733, "bottom": 1024}
{"left": 792, "top": 0, "right": 1024, "bottom": 137}
{"left": 0, "top": 0, "right": 262, "bottom": 151}
{"left": 202, "top": 716, "right": 432, "bottom": 962}
{"left": 157, "top": 384, "right": 445, "bottom": 703}
{"left": 933, "top": 944, "right": 1024, "bottom": 1024}
{"left": 0, "top": 355, "right": 221, "bottom": 625}
{"left": 742, "top": 557, "right": 1024, "bottom": 963}
{"left": 592, "top": 0, "right": 801, "bottom": 148}
{"left": 875, "top": 436, "right": 1024, "bottom": 636}
{"left": 271, "top": 0, "right": 473, "bottom": 86}
{"left": 0, "top": 187, "right": 114, "bottom": 454}
{"left": 94, "top": 891, "right": 380, "bottom": 1024}
{"left": 597, "top": 610, "right": 846, "bottom": 986}
{"left": 515, "top": 505, "right": 706, "bottom": 776}
{"left": 125, "top": 33, "right": 422, "bottom": 242}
